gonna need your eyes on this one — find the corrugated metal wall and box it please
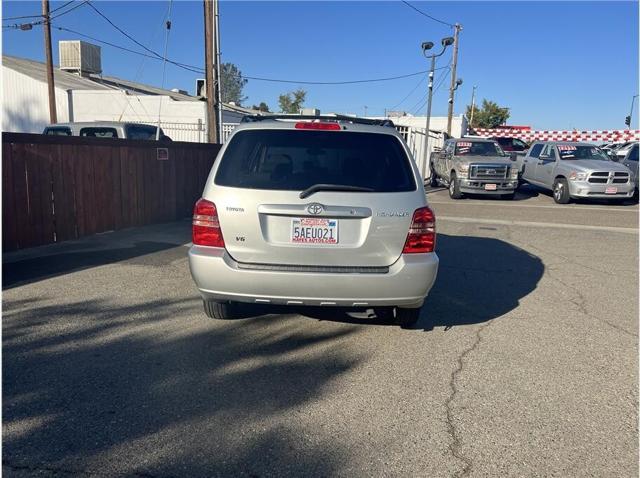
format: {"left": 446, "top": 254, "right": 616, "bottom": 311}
{"left": 2, "top": 67, "right": 70, "bottom": 133}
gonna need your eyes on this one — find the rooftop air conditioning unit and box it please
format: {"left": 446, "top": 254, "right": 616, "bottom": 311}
{"left": 59, "top": 40, "right": 102, "bottom": 76}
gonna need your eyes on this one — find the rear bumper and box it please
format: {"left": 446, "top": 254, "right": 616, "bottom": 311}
{"left": 459, "top": 178, "right": 518, "bottom": 194}
{"left": 568, "top": 180, "right": 635, "bottom": 198}
{"left": 188, "top": 246, "right": 439, "bottom": 308}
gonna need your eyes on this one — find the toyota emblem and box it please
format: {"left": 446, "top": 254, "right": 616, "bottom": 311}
{"left": 307, "top": 203, "right": 324, "bottom": 215}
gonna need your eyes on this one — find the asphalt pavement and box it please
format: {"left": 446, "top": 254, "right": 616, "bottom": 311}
{"left": 2, "top": 184, "right": 638, "bottom": 477}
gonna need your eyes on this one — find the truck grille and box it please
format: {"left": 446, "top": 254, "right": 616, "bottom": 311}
{"left": 469, "top": 164, "right": 508, "bottom": 180}
{"left": 613, "top": 172, "right": 630, "bottom": 184}
{"left": 588, "top": 171, "right": 630, "bottom": 184}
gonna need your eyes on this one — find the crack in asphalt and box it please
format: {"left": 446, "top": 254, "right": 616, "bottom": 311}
{"left": 444, "top": 321, "right": 493, "bottom": 478}
{"left": 517, "top": 240, "right": 638, "bottom": 338}
{"left": 548, "top": 272, "right": 638, "bottom": 338}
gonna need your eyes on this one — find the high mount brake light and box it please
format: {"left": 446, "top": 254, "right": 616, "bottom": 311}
{"left": 294, "top": 122, "right": 341, "bottom": 131}
{"left": 192, "top": 198, "right": 225, "bottom": 247}
{"left": 402, "top": 206, "right": 436, "bottom": 254}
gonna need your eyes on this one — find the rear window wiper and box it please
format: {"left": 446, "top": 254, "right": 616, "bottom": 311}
{"left": 299, "top": 183, "right": 374, "bottom": 199}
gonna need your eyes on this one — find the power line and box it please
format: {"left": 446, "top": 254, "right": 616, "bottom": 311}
{"left": 389, "top": 75, "right": 426, "bottom": 111}
{"left": 9, "top": 5, "right": 451, "bottom": 87}
{"left": 46, "top": 23, "right": 453, "bottom": 86}
{"left": 50, "top": 0, "right": 89, "bottom": 20}
{"left": 86, "top": 1, "right": 168, "bottom": 62}
{"left": 3, "top": 0, "right": 85, "bottom": 22}
{"left": 409, "top": 67, "right": 450, "bottom": 115}
{"left": 3, "top": 1, "right": 88, "bottom": 30}
{"left": 242, "top": 68, "right": 448, "bottom": 85}
{"left": 400, "top": 0, "right": 454, "bottom": 28}
{"left": 52, "top": 25, "right": 204, "bottom": 74}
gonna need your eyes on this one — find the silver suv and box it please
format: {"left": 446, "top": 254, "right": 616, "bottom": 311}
{"left": 188, "top": 115, "right": 439, "bottom": 327}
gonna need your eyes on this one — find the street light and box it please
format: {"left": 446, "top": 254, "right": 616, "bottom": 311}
{"left": 420, "top": 36, "right": 455, "bottom": 182}
{"left": 627, "top": 94, "right": 639, "bottom": 128}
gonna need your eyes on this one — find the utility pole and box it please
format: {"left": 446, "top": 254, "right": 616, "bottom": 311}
{"left": 214, "top": 0, "right": 223, "bottom": 139}
{"left": 42, "top": 0, "right": 57, "bottom": 124}
{"left": 446, "top": 23, "right": 462, "bottom": 136}
{"left": 203, "top": 0, "right": 219, "bottom": 143}
{"left": 469, "top": 85, "right": 477, "bottom": 130}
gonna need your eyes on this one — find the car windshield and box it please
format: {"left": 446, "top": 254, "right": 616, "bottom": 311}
{"left": 215, "top": 129, "right": 416, "bottom": 192}
{"left": 557, "top": 145, "right": 609, "bottom": 161}
{"left": 455, "top": 141, "right": 504, "bottom": 156}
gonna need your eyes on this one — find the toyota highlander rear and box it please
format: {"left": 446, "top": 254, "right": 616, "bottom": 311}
{"left": 188, "top": 116, "right": 439, "bottom": 327}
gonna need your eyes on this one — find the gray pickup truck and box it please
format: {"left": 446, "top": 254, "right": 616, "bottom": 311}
{"left": 518, "top": 141, "right": 635, "bottom": 203}
{"left": 428, "top": 138, "right": 519, "bottom": 199}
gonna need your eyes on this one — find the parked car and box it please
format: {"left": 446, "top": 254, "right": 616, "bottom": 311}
{"left": 620, "top": 143, "right": 639, "bottom": 196}
{"left": 428, "top": 138, "right": 519, "bottom": 199}
{"left": 490, "top": 136, "right": 529, "bottom": 156}
{"left": 612, "top": 141, "right": 637, "bottom": 161}
{"left": 188, "top": 115, "right": 439, "bottom": 328}
{"left": 43, "top": 121, "right": 172, "bottom": 141}
{"left": 519, "top": 141, "right": 635, "bottom": 203}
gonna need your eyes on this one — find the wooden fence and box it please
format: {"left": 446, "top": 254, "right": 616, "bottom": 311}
{"left": 2, "top": 133, "right": 221, "bottom": 251}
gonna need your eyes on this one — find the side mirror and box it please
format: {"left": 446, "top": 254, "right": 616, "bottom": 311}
{"left": 509, "top": 152, "right": 518, "bottom": 161}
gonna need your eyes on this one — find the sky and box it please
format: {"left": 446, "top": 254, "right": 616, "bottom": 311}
{"left": 2, "top": 1, "right": 639, "bottom": 130}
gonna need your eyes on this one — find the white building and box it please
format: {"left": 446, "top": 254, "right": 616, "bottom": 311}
{"left": 387, "top": 114, "right": 468, "bottom": 139}
{"left": 2, "top": 49, "right": 255, "bottom": 142}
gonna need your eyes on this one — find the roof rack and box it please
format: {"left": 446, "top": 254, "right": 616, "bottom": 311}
{"left": 240, "top": 114, "right": 395, "bottom": 128}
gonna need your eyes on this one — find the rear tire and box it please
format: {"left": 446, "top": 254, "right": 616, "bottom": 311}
{"left": 428, "top": 164, "right": 438, "bottom": 187}
{"left": 552, "top": 178, "right": 570, "bottom": 204}
{"left": 448, "top": 172, "right": 463, "bottom": 199}
{"left": 396, "top": 307, "right": 421, "bottom": 328}
{"left": 203, "top": 299, "right": 237, "bottom": 320}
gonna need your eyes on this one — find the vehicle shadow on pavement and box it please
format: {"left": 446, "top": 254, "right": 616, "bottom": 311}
{"left": 2, "top": 296, "right": 362, "bottom": 476}
{"left": 419, "top": 233, "right": 544, "bottom": 330}
{"left": 277, "top": 233, "right": 544, "bottom": 332}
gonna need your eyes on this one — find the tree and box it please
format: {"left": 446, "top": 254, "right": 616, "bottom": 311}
{"left": 251, "top": 102, "right": 270, "bottom": 112}
{"left": 278, "top": 89, "right": 307, "bottom": 114}
{"left": 466, "top": 99, "right": 510, "bottom": 129}
{"left": 220, "top": 63, "right": 247, "bottom": 105}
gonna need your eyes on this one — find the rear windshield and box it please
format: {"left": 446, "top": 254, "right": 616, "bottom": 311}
{"left": 455, "top": 141, "right": 504, "bottom": 156}
{"left": 214, "top": 129, "right": 416, "bottom": 192}
{"left": 557, "top": 145, "right": 609, "bottom": 161}
{"left": 80, "top": 127, "right": 118, "bottom": 138}
{"left": 44, "top": 127, "right": 72, "bottom": 136}
{"left": 126, "top": 124, "right": 159, "bottom": 140}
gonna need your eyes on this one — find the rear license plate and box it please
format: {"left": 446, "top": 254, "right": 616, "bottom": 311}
{"left": 291, "top": 218, "right": 338, "bottom": 244}
{"left": 605, "top": 187, "right": 618, "bottom": 194}
{"left": 484, "top": 183, "right": 497, "bottom": 191}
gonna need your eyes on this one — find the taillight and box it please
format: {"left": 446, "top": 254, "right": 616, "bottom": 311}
{"left": 294, "top": 122, "right": 341, "bottom": 130}
{"left": 192, "top": 198, "right": 225, "bottom": 247}
{"left": 402, "top": 206, "right": 436, "bottom": 253}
